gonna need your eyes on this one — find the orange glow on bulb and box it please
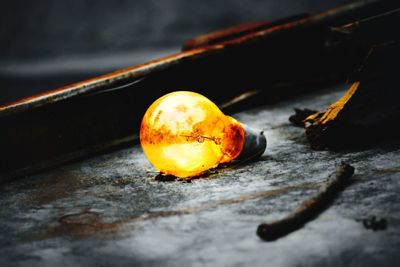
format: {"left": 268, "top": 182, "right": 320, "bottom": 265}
{"left": 140, "top": 91, "right": 245, "bottom": 178}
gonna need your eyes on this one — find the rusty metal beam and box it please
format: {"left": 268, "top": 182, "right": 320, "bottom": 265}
{"left": 0, "top": 0, "right": 398, "bottom": 182}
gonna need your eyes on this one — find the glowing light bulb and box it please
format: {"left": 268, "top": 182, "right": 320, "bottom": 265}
{"left": 140, "top": 91, "right": 266, "bottom": 178}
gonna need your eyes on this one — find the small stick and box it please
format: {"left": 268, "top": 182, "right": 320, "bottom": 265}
{"left": 257, "top": 162, "right": 354, "bottom": 241}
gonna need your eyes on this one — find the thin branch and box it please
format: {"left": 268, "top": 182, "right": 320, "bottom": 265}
{"left": 257, "top": 162, "right": 355, "bottom": 241}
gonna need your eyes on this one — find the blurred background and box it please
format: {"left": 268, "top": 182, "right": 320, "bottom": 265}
{"left": 0, "top": 0, "right": 350, "bottom": 105}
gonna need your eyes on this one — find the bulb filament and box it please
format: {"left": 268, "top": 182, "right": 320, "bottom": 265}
{"left": 180, "top": 134, "right": 222, "bottom": 145}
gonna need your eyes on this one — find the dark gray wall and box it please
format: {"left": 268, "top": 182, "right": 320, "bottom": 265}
{"left": 0, "top": 0, "right": 349, "bottom": 104}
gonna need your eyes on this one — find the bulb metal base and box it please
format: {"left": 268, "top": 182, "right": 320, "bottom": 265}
{"left": 236, "top": 124, "right": 267, "bottom": 162}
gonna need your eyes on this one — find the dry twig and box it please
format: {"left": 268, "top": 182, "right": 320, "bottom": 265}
{"left": 257, "top": 162, "right": 354, "bottom": 241}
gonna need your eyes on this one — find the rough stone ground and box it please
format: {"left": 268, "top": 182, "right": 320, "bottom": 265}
{"left": 1, "top": 85, "right": 399, "bottom": 267}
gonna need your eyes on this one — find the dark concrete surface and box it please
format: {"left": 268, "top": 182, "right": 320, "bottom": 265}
{"left": 1, "top": 85, "right": 399, "bottom": 267}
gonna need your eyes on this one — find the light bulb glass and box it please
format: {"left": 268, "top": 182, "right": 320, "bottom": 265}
{"left": 140, "top": 91, "right": 245, "bottom": 178}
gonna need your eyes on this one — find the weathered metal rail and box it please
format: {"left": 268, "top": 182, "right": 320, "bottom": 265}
{"left": 1, "top": 0, "right": 398, "bottom": 182}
